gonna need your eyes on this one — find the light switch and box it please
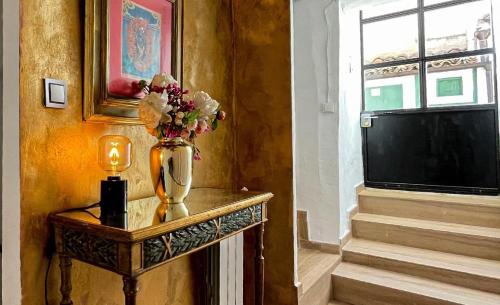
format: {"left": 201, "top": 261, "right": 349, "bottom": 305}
{"left": 321, "top": 103, "right": 335, "bottom": 113}
{"left": 44, "top": 78, "right": 67, "bottom": 109}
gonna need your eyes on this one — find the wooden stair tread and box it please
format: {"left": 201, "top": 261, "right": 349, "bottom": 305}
{"left": 359, "top": 188, "right": 500, "bottom": 229}
{"left": 344, "top": 238, "right": 500, "bottom": 280}
{"left": 333, "top": 262, "right": 500, "bottom": 304}
{"left": 328, "top": 302, "right": 349, "bottom": 305}
{"left": 353, "top": 213, "right": 500, "bottom": 239}
{"left": 360, "top": 187, "right": 500, "bottom": 208}
{"left": 298, "top": 248, "right": 341, "bottom": 294}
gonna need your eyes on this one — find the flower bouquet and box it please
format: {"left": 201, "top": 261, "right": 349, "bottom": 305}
{"left": 138, "top": 73, "right": 225, "bottom": 219}
{"left": 138, "top": 73, "right": 225, "bottom": 160}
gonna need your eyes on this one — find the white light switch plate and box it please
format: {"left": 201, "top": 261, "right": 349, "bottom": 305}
{"left": 321, "top": 103, "right": 335, "bottom": 113}
{"left": 44, "top": 78, "right": 67, "bottom": 109}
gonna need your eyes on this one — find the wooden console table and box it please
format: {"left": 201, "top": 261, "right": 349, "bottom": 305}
{"left": 49, "top": 188, "right": 272, "bottom": 305}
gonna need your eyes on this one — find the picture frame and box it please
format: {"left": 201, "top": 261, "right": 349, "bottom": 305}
{"left": 84, "top": 0, "right": 183, "bottom": 125}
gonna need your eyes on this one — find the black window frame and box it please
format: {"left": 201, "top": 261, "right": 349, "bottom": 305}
{"left": 360, "top": 0, "right": 498, "bottom": 114}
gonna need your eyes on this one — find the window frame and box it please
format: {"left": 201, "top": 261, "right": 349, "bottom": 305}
{"left": 360, "top": 0, "right": 498, "bottom": 113}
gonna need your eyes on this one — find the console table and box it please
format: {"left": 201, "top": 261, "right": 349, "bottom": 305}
{"left": 49, "top": 188, "right": 273, "bottom": 305}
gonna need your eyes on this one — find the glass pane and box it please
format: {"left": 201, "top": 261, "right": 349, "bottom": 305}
{"left": 362, "top": 0, "right": 417, "bottom": 19}
{"left": 425, "top": 1, "right": 493, "bottom": 56}
{"left": 426, "top": 54, "right": 495, "bottom": 107}
{"left": 364, "top": 63, "right": 421, "bottom": 111}
{"left": 363, "top": 14, "right": 419, "bottom": 65}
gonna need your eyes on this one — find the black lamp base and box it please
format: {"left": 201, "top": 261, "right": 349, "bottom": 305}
{"left": 100, "top": 176, "right": 128, "bottom": 229}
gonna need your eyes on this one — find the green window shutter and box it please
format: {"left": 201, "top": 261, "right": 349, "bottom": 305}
{"left": 436, "top": 77, "right": 463, "bottom": 97}
{"left": 365, "top": 84, "right": 404, "bottom": 111}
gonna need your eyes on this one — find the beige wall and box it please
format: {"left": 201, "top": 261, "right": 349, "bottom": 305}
{"left": 233, "top": 1, "right": 296, "bottom": 304}
{"left": 20, "top": 0, "right": 233, "bottom": 304}
{"left": 19, "top": 0, "right": 295, "bottom": 304}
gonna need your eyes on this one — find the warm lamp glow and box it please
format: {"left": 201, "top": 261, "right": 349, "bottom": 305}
{"left": 98, "top": 135, "right": 132, "bottom": 176}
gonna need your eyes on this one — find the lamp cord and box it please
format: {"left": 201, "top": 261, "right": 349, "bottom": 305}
{"left": 78, "top": 209, "right": 100, "bottom": 220}
{"left": 62, "top": 202, "right": 101, "bottom": 220}
{"left": 45, "top": 255, "right": 52, "bottom": 305}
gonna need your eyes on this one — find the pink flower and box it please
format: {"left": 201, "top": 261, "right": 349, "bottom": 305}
{"left": 166, "top": 129, "right": 181, "bottom": 138}
{"left": 151, "top": 86, "right": 165, "bottom": 93}
{"left": 193, "top": 151, "right": 202, "bottom": 160}
{"left": 217, "top": 111, "right": 226, "bottom": 121}
{"left": 199, "top": 120, "right": 208, "bottom": 132}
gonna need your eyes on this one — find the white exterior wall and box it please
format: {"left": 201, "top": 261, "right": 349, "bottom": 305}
{"left": 293, "top": 0, "right": 363, "bottom": 243}
{"left": 338, "top": 8, "right": 364, "bottom": 239}
{"left": 293, "top": 0, "right": 341, "bottom": 244}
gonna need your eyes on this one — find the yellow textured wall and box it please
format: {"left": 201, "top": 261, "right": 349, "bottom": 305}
{"left": 233, "top": 1, "right": 296, "bottom": 305}
{"left": 19, "top": 0, "right": 234, "bottom": 304}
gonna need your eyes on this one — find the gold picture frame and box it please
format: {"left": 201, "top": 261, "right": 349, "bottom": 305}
{"left": 83, "top": 0, "right": 183, "bottom": 125}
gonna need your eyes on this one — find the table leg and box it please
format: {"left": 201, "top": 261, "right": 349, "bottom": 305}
{"left": 58, "top": 254, "right": 73, "bottom": 305}
{"left": 123, "top": 276, "right": 139, "bottom": 305}
{"left": 255, "top": 223, "right": 265, "bottom": 305}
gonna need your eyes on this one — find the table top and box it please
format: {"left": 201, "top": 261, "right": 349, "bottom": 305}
{"left": 49, "top": 188, "right": 273, "bottom": 241}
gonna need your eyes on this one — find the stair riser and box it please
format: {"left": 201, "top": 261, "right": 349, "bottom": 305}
{"left": 298, "top": 271, "right": 332, "bottom": 305}
{"left": 352, "top": 219, "right": 500, "bottom": 260}
{"left": 332, "top": 276, "right": 456, "bottom": 305}
{"left": 343, "top": 250, "right": 500, "bottom": 294}
{"left": 359, "top": 195, "right": 500, "bottom": 228}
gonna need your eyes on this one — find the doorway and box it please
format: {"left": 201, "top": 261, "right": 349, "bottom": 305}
{"left": 360, "top": 0, "right": 500, "bottom": 194}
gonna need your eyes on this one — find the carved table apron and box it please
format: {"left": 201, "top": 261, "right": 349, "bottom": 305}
{"left": 49, "top": 188, "right": 272, "bottom": 305}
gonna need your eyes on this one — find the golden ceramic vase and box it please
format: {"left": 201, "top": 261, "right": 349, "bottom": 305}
{"left": 150, "top": 137, "right": 192, "bottom": 221}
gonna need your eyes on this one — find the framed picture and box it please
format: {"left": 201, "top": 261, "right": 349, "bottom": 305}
{"left": 84, "top": 0, "right": 183, "bottom": 125}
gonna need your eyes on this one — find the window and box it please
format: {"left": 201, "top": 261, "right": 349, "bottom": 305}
{"left": 361, "top": 0, "right": 496, "bottom": 111}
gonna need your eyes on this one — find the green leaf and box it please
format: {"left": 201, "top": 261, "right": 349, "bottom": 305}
{"left": 185, "top": 110, "right": 200, "bottom": 124}
{"left": 211, "top": 119, "right": 218, "bottom": 131}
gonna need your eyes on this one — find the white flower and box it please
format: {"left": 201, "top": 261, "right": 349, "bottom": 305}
{"left": 145, "top": 92, "right": 166, "bottom": 111}
{"left": 139, "top": 100, "right": 161, "bottom": 129}
{"left": 193, "top": 91, "right": 219, "bottom": 117}
{"left": 139, "top": 92, "right": 174, "bottom": 129}
{"left": 144, "top": 92, "right": 173, "bottom": 116}
{"left": 176, "top": 112, "right": 185, "bottom": 119}
{"left": 175, "top": 118, "right": 183, "bottom": 126}
{"left": 151, "top": 73, "right": 178, "bottom": 88}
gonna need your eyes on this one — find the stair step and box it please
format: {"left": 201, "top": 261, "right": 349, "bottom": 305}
{"left": 359, "top": 188, "right": 500, "bottom": 228}
{"left": 298, "top": 248, "right": 341, "bottom": 305}
{"left": 343, "top": 238, "right": 500, "bottom": 294}
{"left": 352, "top": 213, "right": 500, "bottom": 260}
{"left": 332, "top": 262, "right": 500, "bottom": 305}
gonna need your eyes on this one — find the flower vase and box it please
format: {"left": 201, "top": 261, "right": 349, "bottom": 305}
{"left": 150, "top": 137, "right": 192, "bottom": 221}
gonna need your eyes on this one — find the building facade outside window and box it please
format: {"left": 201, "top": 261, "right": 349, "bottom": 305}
{"left": 361, "top": 0, "right": 496, "bottom": 112}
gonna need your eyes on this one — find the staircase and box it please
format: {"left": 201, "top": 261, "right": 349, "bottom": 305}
{"left": 297, "top": 209, "right": 342, "bottom": 305}
{"left": 331, "top": 188, "right": 500, "bottom": 305}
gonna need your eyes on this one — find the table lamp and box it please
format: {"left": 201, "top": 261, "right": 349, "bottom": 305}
{"left": 98, "top": 135, "right": 132, "bottom": 227}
